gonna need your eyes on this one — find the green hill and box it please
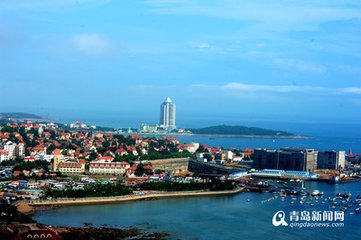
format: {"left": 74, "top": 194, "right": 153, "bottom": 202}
{"left": 190, "top": 125, "right": 294, "bottom": 136}
{"left": 0, "top": 112, "right": 43, "bottom": 119}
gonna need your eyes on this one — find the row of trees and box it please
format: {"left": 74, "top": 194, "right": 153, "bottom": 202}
{"left": 46, "top": 183, "right": 132, "bottom": 198}
{"left": 45, "top": 180, "right": 236, "bottom": 199}
{"left": 136, "top": 180, "right": 235, "bottom": 192}
{"left": 1, "top": 159, "right": 50, "bottom": 171}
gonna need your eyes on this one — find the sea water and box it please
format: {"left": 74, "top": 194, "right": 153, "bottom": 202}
{"left": 33, "top": 181, "right": 361, "bottom": 240}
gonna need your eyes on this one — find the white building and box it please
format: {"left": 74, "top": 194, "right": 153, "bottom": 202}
{"left": 40, "top": 154, "right": 54, "bottom": 162}
{"left": 0, "top": 150, "right": 9, "bottom": 162}
{"left": 225, "top": 151, "right": 234, "bottom": 160}
{"left": 16, "top": 143, "right": 25, "bottom": 157}
{"left": 3, "top": 141, "right": 16, "bottom": 159}
{"left": 160, "top": 97, "right": 176, "bottom": 130}
{"left": 178, "top": 143, "right": 199, "bottom": 153}
{"left": 232, "top": 156, "right": 244, "bottom": 162}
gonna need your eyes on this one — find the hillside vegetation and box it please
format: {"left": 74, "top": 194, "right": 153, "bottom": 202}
{"left": 190, "top": 125, "right": 294, "bottom": 136}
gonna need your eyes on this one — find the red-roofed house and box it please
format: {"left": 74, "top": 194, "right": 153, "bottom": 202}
{"left": 116, "top": 148, "right": 128, "bottom": 156}
{"left": 178, "top": 143, "right": 199, "bottom": 153}
{"left": 24, "top": 156, "right": 36, "bottom": 162}
{"left": 97, "top": 156, "right": 113, "bottom": 162}
{"left": 209, "top": 147, "right": 221, "bottom": 153}
{"left": 132, "top": 135, "right": 143, "bottom": 144}
{"left": 21, "top": 123, "right": 33, "bottom": 130}
{"left": 32, "top": 145, "right": 47, "bottom": 156}
{"left": 0, "top": 149, "right": 9, "bottom": 162}
{"left": 242, "top": 148, "right": 254, "bottom": 159}
{"left": 126, "top": 146, "right": 138, "bottom": 155}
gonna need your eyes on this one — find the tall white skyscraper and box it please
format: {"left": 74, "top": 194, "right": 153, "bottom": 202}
{"left": 160, "top": 97, "right": 176, "bottom": 130}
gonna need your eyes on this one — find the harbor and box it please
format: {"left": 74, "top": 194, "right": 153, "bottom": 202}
{"left": 32, "top": 180, "right": 361, "bottom": 240}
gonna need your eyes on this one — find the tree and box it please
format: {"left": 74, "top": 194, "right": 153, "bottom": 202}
{"left": 47, "top": 144, "right": 55, "bottom": 154}
{"left": 89, "top": 151, "right": 98, "bottom": 160}
{"left": 134, "top": 164, "right": 145, "bottom": 176}
{"left": 204, "top": 153, "right": 212, "bottom": 162}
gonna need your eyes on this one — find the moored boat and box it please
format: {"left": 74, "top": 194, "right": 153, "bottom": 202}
{"left": 311, "top": 190, "right": 323, "bottom": 196}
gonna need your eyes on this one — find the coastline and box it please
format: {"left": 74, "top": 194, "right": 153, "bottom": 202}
{"left": 16, "top": 188, "right": 245, "bottom": 214}
{"left": 138, "top": 132, "right": 309, "bottom": 139}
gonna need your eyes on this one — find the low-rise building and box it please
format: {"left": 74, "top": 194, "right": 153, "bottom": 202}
{"left": 58, "top": 161, "right": 86, "bottom": 174}
{"left": 16, "top": 143, "right": 25, "bottom": 157}
{"left": 0, "top": 149, "right": 9, "bottom": 162}
{"left": 40, "top": 154, "right": 54, "bottom": 162}
{"left": 89, "top": 161, "right": 130, "bottom": 175}
{"left": 2, "top": 141, "right": 16, "bottom": 159}
{"left": 178, "top": 143, "right": 199, "bottom": 153}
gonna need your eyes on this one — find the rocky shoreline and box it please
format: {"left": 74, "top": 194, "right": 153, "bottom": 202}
{"left": 8, "top": 189, "right": 244, "bottom": 239}
{"left": 1, "top": 201, "right": 169, "bottom": 239}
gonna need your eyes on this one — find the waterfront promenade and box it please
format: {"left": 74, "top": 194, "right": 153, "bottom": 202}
{"left": 16, "top": 187, "right": 245, "bottom": 213}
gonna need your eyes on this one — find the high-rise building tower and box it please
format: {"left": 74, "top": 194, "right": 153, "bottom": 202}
{"left": 160, "top": 97, "right": 176, "bottom": 130}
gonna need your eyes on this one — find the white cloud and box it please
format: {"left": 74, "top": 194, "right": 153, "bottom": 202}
{"left": 222, "top": 82, "right": 361, "bottom": 95}
{"left": 274, "top": 58, "right": 327, "bottom": 74}
{"left": 143, "top": 1, "right": 361, "bottom": 32}
{"left": 72, "top": 33, "right": 113, "bottom": 56}
{"left": 191, "top": 82, "right": 361, "bottom": 96}
{"left": 188, "top": 41, "right": 211, "bottom": 50}
{"left": 0, "top": 0, "right": 110, "bottom": 11}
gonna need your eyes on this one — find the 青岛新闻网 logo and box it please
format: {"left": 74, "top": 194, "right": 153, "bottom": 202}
{"left": 272, "top": 210, "right": 288, "bottom": 226}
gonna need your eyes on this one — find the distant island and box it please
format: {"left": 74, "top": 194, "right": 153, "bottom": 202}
{"left": 0, "top": 112, "right": 116, "bottom": 132}
{"left": 0, "top": 112, "right": 43, "bottom": 119}
{"left": 189, "top": 125, "right": 295, "bottom": 137}
{"left": 0, "top": 113, "right": 297, "bottom": 137}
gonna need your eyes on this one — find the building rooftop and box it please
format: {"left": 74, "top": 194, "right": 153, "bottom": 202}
{"left": 165, "top": 97, "right": 172, "bottom": 103}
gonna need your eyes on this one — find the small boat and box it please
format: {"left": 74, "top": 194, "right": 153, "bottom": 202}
{"left": 328, "top": 176, "right": 360, "bottom": 184}
{"left": 311, "top": 190, "right": 323, "bottom": 196}
{"left": 285, "top": 189, "right": 301, "bottom": 195}
{"left": 300, "top": 190, "right": 309, "bottom": 196}
{"left": 336, "top": 192, "right": 352, "bottom": 198}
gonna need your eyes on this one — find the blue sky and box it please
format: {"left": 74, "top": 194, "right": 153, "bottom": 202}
{"left": 1, "top": 0, "right": 361, "bottom": 127}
